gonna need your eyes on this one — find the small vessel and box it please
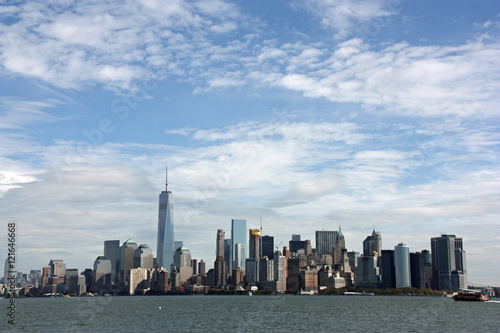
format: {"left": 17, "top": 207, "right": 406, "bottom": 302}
{"left": 248, "top": 291, "right": 253, "bottom": 296}
{"left": 452, "top": 292, "right": 489, "bottom": 302}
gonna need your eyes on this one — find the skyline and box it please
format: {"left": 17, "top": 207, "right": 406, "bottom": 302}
{"left": 0, "top": 0, "right": 499, "bottom": 286}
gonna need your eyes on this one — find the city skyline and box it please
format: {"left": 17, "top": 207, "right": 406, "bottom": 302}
{"left": 0, "top": 0, "right": 499, "bottom": 287}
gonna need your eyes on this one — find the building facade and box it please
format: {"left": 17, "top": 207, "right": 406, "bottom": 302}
{"left": 431, "top": 234, "right": 467, "bottom": 291}
{"left": 157, "top": 168, "right": 174, "bottom": 271}
{"left": 231, "top": 219, "right": 247, "bottom": 272}
{"left": 394, "top": 243, "right": 411, "bottom": 288}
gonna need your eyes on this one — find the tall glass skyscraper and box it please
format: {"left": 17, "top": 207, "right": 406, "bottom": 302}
{"left": 157, "top": 167, "right": 174, "bottom": 270}
{"left": 231, "top": 219, "right": 247, "bottom": 272}
{"left": 394, "top": 243, "right": 411, "bottom": 288}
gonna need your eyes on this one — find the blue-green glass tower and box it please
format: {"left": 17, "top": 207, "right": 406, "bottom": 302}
{"left": 157, "top": 167, "right": 174, "bottom": 270}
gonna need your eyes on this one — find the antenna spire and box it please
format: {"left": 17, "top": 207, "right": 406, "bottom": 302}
{"left": 165, "top": 166, "right": 168, "bottom": 191}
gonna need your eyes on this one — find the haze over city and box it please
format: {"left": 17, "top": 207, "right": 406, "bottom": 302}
{"left": 0, "top": 0, "right": 499, "bottom": 287}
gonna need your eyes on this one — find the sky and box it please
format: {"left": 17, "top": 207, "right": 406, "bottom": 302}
{"left": 0, "top": 0, "right": 499, "bottom": 286}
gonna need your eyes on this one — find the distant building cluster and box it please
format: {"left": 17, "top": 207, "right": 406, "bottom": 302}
{"left": 0, "top": 169, "right": 474, "bottom": 296}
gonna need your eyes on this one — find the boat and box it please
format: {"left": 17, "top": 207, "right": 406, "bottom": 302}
{"left": 248, "top": 291, "right": 252, "bottom": 296}
{"left": 452, "top": 292, "right": 489, "bottom": 302}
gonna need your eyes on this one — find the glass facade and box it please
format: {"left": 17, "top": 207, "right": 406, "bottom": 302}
{"left": 231, "top": 219, "right": 247, "bottom": 272}
{"left": 157, "top": 190, "right": 174, "bottom": 270}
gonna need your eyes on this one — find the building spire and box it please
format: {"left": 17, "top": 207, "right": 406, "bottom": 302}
{"left": 165, "top": 165, "right": 168, "bottom": 191}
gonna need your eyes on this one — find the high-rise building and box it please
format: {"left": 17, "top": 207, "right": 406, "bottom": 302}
{"left": 224, "top": 239, "right": 232, "bottom": 265}
{"left": 173, "top": 247, "right": 192, "bottom": 283}
{"left": 49, "top": 259, "right": 66, "bottom": 278}
{"left": 394, "top": 243, "right": 411, "bottom": 288}
{"left": 234, "top": 243, "right": 245, "bottom": 273}
{"left": 381, "top": 249, "right": 396, "bottom": 288}
{"left": 347, "top": 251, "right": 359, "bottom": 273}
{"left": 363, "top": 230, "right": 382, "bottom": 257}
{"left": 157, "top": 167, "right": 174, "bottom": 270}
{"left": 289, "top": 239, "right": 312, "bottom": 255}
{"left": 261, "top": 235, "right": 274, "bottom": 259}
{"left": 134, "top": 244, "right": 154, "bottom": 269}
{"left": 231, "top": 219, "right": 247, "bottom": 271}
{"left": 214, "top": 256, "right": 227, "bottom": 287}
{"left": 410, "top": 250, "right": 432, "bottom": 289}
{"left": 315, "top": 230, "right": 338, "bottom": 257}
{"left": 259, "top": 256, "right": 274, "bottom": 282}
{"left": 216, "top": 229, "right": 225, "bottom": 260}
{"left": 104, "top": 240, "right": 120, "bottom": 286}
{"left": 120, "top": 239, "right": 138, "bottom": 285}
{"left": 249, "top": 229, "right": 260, "bottom": 260}
{"left": 354, "top": 256, "right": 381, "bottom": 288}
{"left": 291, "top": 234, "right": 301, "bottom": 241}
{"left": 333, "top": 227, "right": 345, "bottom": 266}
{"left": 431, "top": 234, "right": 467, "bottom": 291}
{"left": 198, "top": 260, "right": 206, "bottom": 275}
{"left": 93, "top": 256, "right": 111, "bottom": 294}
{"left": 274, "top": 251, "right": 287, "bottom": 293}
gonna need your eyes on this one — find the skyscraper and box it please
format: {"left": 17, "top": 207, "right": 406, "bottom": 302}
{"left": 104, "top": 240, "right": 120, "bottom": 286}
{"left": 315, "top": 230, "right": 338, "bottom": 257}
{"left": 394, "top": 243, "right": 411, "bottom": 288}
{"left": 381, "top": 249, "right": 396, "bottom": 288}
{"left": 134, "top": 244, "right": 154, "bottom": 269}
{"left": 157, "top": 167, "right": 174, "bottom": 270}
{"left": 363, "top": 230, "right": 382, "bottom": 257}
{"left": 216, "top": 229, "right": 225, "bottom": 260}
{"left": 231, "top": 219, "right": 247, "bottom": 271}
{"left": 431, "top": 234, "right": 467, "bottom": 291}
{"left": 249, "top": 229, "right": 260, "bottom": 260}
{"left": 120, "top": 239, "right": 137, "bottom": 285}
{"left": 261, "top": 235, "right": 274, "bottom": 259}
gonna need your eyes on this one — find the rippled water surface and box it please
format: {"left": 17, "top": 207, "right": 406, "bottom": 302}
{"left": 2, "top": 295, "right": 499, "bottom": 332}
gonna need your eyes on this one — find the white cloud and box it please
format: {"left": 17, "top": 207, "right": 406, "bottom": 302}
{"left": 291, "top": 0, "right": 396, "bottom": 39}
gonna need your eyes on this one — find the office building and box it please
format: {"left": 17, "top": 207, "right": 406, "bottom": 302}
{"left": 216, "top": 229, "right": 225, "bottom": 260}
{"left": 191, "top": 259, "right": 198, "bottom": 276}
{"left": 315, "top": 230, "right": 338, "bottom": 257}
{"left": 381, "top": 249, "right": 396, "bottom": 288}
{"left": 259, "top": 256, "right": 274, "bottom": 282}
{"left": 363, "top": 230, "right": 382, "bottom": 257}
{"left": 224, "top": 239, "right": 232, "bottom": 266}
{"left": 120, "top": 239, "right": 137, "bottom": 286}
{"left": 354, "top": 256, "right": 381, "bottom": 288}
{"left": 286, "top": 256, "right": 307, "bottom": 291}
{"left": 347, "top": 251, "right": 359, "bottom": 273}
{"left": 289, "top": 239, "right": 312, "bottom": 256}
{"left": 214, "top": 256, "right": 227, "bottom": 287}
{"left": 245, "top": 258, "right": 258, "bottom": 282}
{"left": 157, "top": 167, "right": 174, "bottom": 270}
{"left": 134, "top": 244, "right": 154, "bottom": 269}
{"left": 93, "top": 256, "right": 111, "bottom": 294}
{"left": 274, "top": 251, "right": 287, "bottom": 292}
{"left": 231, "top": 219, "right": 247, "bottom": 272}
{"left": 104, "top": 240, "right": 120, "bottom": 286}
{"left": 198, "top": 260, "right": 206, "bottom": 275}
{"left": 249, "top": 229, "right": 260, "bottom": 260}
{"left": 128, "top": 268, "right": 152, "bottom": 295}
{"left": 49, "top": 259, "right": 66, "bottom": 278}
{"left": 394, "top": 243, "right": 411, "bottom": 288}
{"left": 410, "top": 250, "right": 432, "bottom": 289}
{"left": 431, "top": 234, "right": 467, "bottom": 291}
{"left": 68, "top": 275, "right": 86, "bottom": 296}
{"left": 261, "top": 235, "right": 274, "bottom": 259}
{"left": 174, "top": 247, "right": 192, "bottom": 283}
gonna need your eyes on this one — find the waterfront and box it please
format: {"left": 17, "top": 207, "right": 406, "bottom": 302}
{"left": 2, "top": 295, "right": 499, "bottom": 332}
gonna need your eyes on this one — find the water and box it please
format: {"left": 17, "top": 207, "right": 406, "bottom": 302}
{"left": 2, "top": 295, "right": 499, "bottom": 332}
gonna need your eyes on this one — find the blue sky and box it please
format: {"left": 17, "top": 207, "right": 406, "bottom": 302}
{"left": 0, "top": 0, "right": 499, "bottom": 286}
